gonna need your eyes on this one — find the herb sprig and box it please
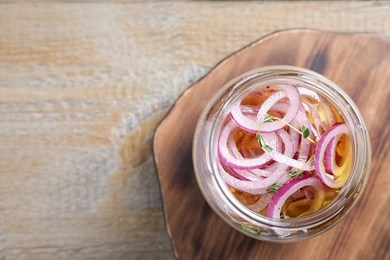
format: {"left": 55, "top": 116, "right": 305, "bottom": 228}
{"left": 257, "top": 115, "right": 274, "bottom": 152}
{"left": 287, "top": 155, "right": 315, "bottom": 178}
{"left": 256, "top": 113, "right": 318, "bottom": 192}
{"left": 257, "top": 134, "right": 273, "bottom": 152}
{"left": 257, "top": 114, "right": 315, "bottom": 153}
{"left": 262, "top": 114, "right": 316, "bottom": 144}
{"left": 266, "top": 183, "right": 282, "bottom": 193}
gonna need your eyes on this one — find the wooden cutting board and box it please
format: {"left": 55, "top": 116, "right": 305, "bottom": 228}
{"left": 153, "top": 29, "right": 390, "bottom": 260}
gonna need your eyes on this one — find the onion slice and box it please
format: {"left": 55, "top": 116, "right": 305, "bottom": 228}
{"left": 267, "top": 176, "right": 325, "bottom": 219}
{"left": 214, "top": 84, "right": 352, "bottom": 220}
{"left": 266, "top": 130, "right": 315, "bottom": 170}
{"left": 218, "top": 120, "right": 279, "bottom": 169}
{"left": 219, "top": 128, "right": 298, "bottom": 194}
{"left": 314, "top": 123, "right": 351, "bottom": 188}
{"left": 324, "top": 137, "right": 337, "bottom": 174}
{"left": 247, "top": 193, "right": 273, "bottom": 213}
{"left": 230, "top": 85, "right": 301, "bottom": 133}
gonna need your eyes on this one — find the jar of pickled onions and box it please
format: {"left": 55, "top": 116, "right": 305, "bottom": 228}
{"left": 193, "top": 66, "right": 371, "bottom": 242}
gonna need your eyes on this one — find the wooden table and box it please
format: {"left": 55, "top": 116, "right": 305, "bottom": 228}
{"left": 1, "top": 1, "right": 389, "bottom": 259}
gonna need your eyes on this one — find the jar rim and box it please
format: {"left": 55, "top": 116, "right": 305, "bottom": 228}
{"left": 201, "top": 65, "right": 371, "bottom": 229}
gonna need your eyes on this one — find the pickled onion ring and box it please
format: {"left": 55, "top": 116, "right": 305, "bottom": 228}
{"left": 314, "top": 123, "right": 351, "bottom": 188}
{"left": 266, "top": 130, "right": 315, "bottom": 170}
{"left": 214, "top": 83, "right": 352, "bottom": 219}
{"left": 218, "top": 120, "right": 278, "bottom": 169}
{"left": 267, "top": 176, "right": 325, "bottom": 218}
{"left": 324, "top": 137, "right": 337, "bottom": 174}
{"left": 219, "top": 129, "right": 297, "bottom": 194}
{"left": 230, "top": 85, "right": 300, "bottom": 133}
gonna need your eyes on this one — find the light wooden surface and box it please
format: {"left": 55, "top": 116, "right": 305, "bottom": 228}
{"left": 0, "top": 1, "right": 389, "bottom": 259}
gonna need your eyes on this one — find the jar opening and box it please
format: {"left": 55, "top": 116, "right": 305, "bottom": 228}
{"left": 194, "top": 66, "right": 371, "bottom": 239}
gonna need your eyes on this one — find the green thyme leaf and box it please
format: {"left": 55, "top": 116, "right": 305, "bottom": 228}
{"left": 257, "top": 135, "right": 273, "bottom": 152}
{"left": 288, "top": 170, "right": 297, "bottom": 176}
{"left": 264, "top": 144, "right": 273, "bottom": 152}
{"left": 288, "top": 170, "right": 303, "bottom": 178}
{"left": 263, "top": 114, "right": 316, "bottom": 144}
{"left": 241, "top": 225, "right": 258, "bottom": 234}
{"left": 301, "top": 125, "right": 310, "bottom": 139}
{"left": 266, "top": 183, "right": 282, "bottom": 193}
{"left": 264, "top": 114, "right": 274, "bottom": 123}
{"left": 241, "top": 225, "right": 269, "bottom": 236}
{"left": 257, "top": 134, "right": 265, "bottom": 147}
{"left": 257, "top": 114, "right": 275, "bottom": 153}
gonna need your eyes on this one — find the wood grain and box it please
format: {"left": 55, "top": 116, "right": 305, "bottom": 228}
{"left": 1, "top": 1, "right": 390, "bottom": 259}
{"left": 154, "top": 29, "right": 390, "bottom": 260}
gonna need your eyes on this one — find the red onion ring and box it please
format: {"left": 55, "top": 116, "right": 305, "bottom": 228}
{"left": 230, "top": 85, "right": 300, "bottom": 133}
{"left": 218, "top": 120, "right": 279, "bottom": 170}
{"left": 267, "top": 176, "right": 325, "bottom": 218}
{"left": 229, "top": 167, "right": 264, "bottom": 181}
{"left": 324, "top": 137, "right": 336, "bottom": 174}
{"left": 219, "top": 129, "right": 296, "bottom": 194}
{"left": 266, "top": 130, "right": 315, "bottom": 170}
{"left": 314, "top": 123, "right": 350, "bottom": 188}
{"left": 214, "top": 84, "right": 352, "bottom": 219}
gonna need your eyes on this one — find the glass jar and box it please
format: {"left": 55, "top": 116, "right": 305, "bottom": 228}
{"left": 193, "top": 66, "right": 371, "bottom": 242}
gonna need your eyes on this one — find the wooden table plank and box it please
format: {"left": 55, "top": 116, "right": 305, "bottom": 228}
{"left": 0, "top": 1, "right": 389, "bottom": 259}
